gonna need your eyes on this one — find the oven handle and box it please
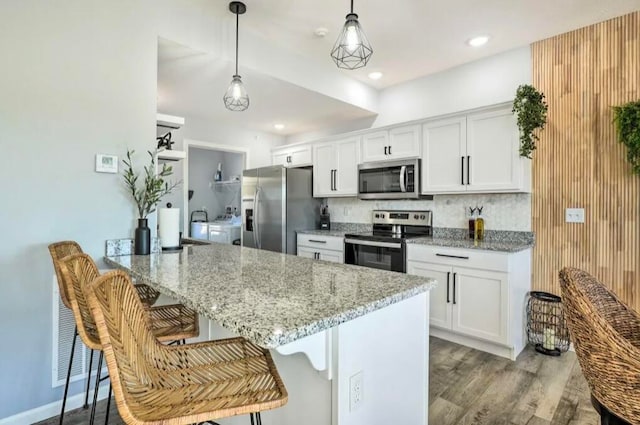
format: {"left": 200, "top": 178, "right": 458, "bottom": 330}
{"left": 399, "top": 165, "right": 407, "bottom": 193}
{"left": 344, "top": 239, "right": 402, "bottom": 249}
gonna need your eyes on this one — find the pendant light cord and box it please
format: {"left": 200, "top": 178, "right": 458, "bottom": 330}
{"left": 235, "top": 11, "right": 239, "bottom": 76}
{"left": 350, "top": 0, "right": 354, "bottom": 14}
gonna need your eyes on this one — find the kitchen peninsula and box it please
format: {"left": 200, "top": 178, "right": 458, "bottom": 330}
{"left": 105, "top": 243, "right": 435, "bottom": 425}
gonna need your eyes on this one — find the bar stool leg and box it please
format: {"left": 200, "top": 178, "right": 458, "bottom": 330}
{"left": 83, "top": 349, "right": 94, "bottom": 409}
{"left": 59, "top": 326, "right": 78, "bottom": 425}
{"left": 104, "top": 384, "right": 112, "bottom": 425}
{"left": 89, "top": 352, "right": 104, "bottom": 425}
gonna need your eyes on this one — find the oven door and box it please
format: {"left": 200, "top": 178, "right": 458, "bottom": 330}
{"left": 344, "top": 239, "right": 406, "bottom": 273}
{"left": 358, "top": 159, "right": 419, "bottom": 200}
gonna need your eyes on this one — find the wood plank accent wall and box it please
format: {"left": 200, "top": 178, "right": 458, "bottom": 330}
{"left": 531, "top": 11, "right": 640, "bottom": 310}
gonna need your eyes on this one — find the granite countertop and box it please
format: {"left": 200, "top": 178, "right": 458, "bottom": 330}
{"left": 104, "top": 244, "right": 435, "bottom": 349}
{"left": 405, "top": 236, "right": 533, "bottom": 253}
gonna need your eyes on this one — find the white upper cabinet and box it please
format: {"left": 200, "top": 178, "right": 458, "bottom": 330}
{"left": 361, "top": 125, "right": 421, "bottom": 163}
{"left": 272, "top": 144, "right": 312, "bottom": 168}
{"left": 422, "top": 117, "right": 467, "bottom": 193}
{"left": 466, "top": 109, "right": 521, "bottom": 192}
{"left": 421, "top": 106, "right": 530, "bottom": 194}
{"left": 313, "top": 137, "right": 360, "bottom": 197}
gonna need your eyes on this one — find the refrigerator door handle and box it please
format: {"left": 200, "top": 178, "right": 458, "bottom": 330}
{"left": 254, "top": 187, "right": 261, "bottom": 249}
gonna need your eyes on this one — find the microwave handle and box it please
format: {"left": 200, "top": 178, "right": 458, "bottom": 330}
{"left": 399, "top": 165, "right": 407, "bottom": 193}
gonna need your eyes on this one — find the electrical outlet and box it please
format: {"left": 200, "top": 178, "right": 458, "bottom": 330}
{"left": 349, "top": 371, "right": 364, "bottom": 411}
{"left": 565, "top": 208, "right": 585, "bottom": 223}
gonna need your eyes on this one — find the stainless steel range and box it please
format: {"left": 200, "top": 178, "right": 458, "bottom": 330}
{"left": 344, "top": 210, "right": 433, "bottom": 273}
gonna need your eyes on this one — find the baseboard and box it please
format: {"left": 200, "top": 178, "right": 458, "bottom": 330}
{"left": 430, "top": 327, "right": 518, "bottom": 360}
{"left": 0, "top": 383, "right": 111, "bottom": 425}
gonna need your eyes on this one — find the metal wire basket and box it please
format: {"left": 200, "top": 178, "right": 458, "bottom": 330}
{"left": 526, "top": 291, "right": 571, "bottom": 356}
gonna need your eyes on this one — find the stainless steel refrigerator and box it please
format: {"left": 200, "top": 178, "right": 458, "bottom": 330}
{"left": 242, "top": 166, "right": 320, "bottom": 255}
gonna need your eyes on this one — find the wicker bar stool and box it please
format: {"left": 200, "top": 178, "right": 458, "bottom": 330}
{"left": 559, "top": 267, "right": 640, "bottom": 425}
{"left": 83, "top": 269, "right": 288, "bottom": 425}
{"left": 48, "top": 241, "right": 161, "bottom": 424}
{"left": 58, "top": 253, "right": 200, "bottom": 425}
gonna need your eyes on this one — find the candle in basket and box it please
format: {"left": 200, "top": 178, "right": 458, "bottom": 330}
{"left": 543, "top": 328, "right": 556, "bottom": 350}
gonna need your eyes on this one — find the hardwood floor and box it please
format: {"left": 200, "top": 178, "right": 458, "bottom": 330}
{"left": 429, "top": 337, "right": 598, "bottom": 425}
{"left": 35, "top": 337, "right": 597, "bottom": 425}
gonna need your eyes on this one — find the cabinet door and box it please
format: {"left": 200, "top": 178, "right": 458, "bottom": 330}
{"left": 389, "top": 125, "right": 421, "bottom": 159}
{"left": 289, "top": 145, "right": 312, "bottom": 167}
{"left": 317, "top": 248, "right": 343, "bottom": 263}
{"left": 451, "top": 267, "right": 508, "bottom": 345}
{"left": 466, "top": 108, "right": 521, "bottom": 191}
{"left": 272, "top": 150, "right": 290, "bottom": 167}
{"left": 313, "top": 142, "right": 335, "bottom": 197}
{"left": 361, "top": 131, "right": 390, "bottom": 163}
{"left": 297, "top": 246, "right": 317, "bottom": 259}
{"left": 407, "top": 261, "right": 452, "bottom": 330}
{"left": 334, "top": 137, "right": 359, "bottom": 196}
{"left": 422, "top": 118, "right": 467, "bottom": 193}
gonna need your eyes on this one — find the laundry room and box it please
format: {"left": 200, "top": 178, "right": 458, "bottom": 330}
{"left": 188, "top": 145, "right": 243, "bottom": 244}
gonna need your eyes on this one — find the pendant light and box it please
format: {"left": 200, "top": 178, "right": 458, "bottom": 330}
{"left": 223, "top": 1, "right": 249, "bottom": 111}
{"left": 330, "top": 0, "right": 373, "bottom": 70}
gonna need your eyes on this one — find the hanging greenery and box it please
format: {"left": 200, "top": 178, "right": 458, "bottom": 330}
{"left": 612, "top": 100, "right": 640, "bottom": 175}
{"left": 512, "top": 85, "right": 549, "bottom": 159}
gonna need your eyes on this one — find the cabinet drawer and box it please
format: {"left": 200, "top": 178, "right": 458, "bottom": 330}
{"left": 406, "top": 245, "right": 508, "bottom": 272}
{"left": 297, "top": 234, "right": 344, "bottom": 252}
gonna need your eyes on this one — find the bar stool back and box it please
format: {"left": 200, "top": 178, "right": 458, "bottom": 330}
{"left": 84, "top": 270, "right": 288, "bottom": 425}
{"left": 59, "top": 254, "right": 200, "bottom": 424}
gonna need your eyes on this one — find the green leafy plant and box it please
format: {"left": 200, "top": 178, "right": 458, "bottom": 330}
{"left": 612, "top": 100, "right": 640, "bottom": 175}
{"left": 512, "top": 85, "right": 549, "bottom": 159}
{"left": 122, "top": 150, "right": 181, "bottom": 218}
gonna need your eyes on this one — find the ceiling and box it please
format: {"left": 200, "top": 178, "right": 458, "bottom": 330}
{"left": 159, "top": 1, "right": 640, "bottom": 137}
{"left": 157, "top": 39, "right": 376, "bottom": 135}
{"left": 239, "top": 0, "right": 640, "bottom": 88}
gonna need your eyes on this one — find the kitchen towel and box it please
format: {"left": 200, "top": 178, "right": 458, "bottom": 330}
{"left": 158, "top": 207, "right": 181, "bottom": 248}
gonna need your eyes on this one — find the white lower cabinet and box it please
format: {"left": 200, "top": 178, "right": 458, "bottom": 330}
{"left": 407, "top": 244, "right": 531, "bottom": 360}
{"left": 297, "top": 234, "right": 344, "bottom": 263}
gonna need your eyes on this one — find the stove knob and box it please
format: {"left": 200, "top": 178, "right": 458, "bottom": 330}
{"left": 381, "top": 214, "right": 385, "bottom": 219}
{"left": 375, "top": 213, "right": 379, "bottom": 218}
{"left": 420, "top": 214, "right": 426, "bottom": 220}
{"left": 414, "top": 214, "right": 419, "bottom": 219}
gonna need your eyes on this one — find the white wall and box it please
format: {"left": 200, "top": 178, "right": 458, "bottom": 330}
{"left": 374, "top": 47, "right": 532, "bottom": 126}
{"left": 0, "top": 0, "right": 288, "bottom": 420}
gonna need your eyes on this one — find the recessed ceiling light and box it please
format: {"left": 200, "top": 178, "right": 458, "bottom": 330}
{"left": 467, "top": 35, "right": 490, "bottom": 47}
{"left": 274, "top": 123, "right": 285, "bottom": 130}
{"left": 314, "top": 27, "right": 329, "bottom": 38}
{"left": 368, "top": 71, "right": 383, "bottom": 80}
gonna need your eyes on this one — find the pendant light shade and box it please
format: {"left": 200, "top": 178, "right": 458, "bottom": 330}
{"left": 330, "top": 0, "right": 373, "bottom": 70}
{"left": 223, "top": 2, "right": 249, "bottom": 111}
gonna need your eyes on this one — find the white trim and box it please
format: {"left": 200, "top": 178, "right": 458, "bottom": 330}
{"left": 0, "top": 383, "right": 111, "bottom": 425}
{"left": 182, "top": 139, "right": 249, "bottom": 235}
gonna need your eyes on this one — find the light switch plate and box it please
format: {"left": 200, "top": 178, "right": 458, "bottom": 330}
{"left": 566, "top": 208, "right": 585, "bottom": 223}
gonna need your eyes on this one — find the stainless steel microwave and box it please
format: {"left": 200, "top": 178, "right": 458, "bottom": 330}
{"left": 358, "top": 159, "right": 421, "bottom": 200}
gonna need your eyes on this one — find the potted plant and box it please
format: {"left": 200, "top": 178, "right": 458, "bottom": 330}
{"left": 122, "top": 150, "right": 181, "bottom": 255}
{"left": 612, "top": 100, "right": 640, "bottom": 175}
{"left": 512, "top": 84, "right": 549, "bottom": 159}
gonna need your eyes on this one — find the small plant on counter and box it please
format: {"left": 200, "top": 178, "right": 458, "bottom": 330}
{"left": 122, "top": 149, "right": 181, "bottom": 218}
{"left": 512, "top": 84, "right": 549, "bottom": 159}
{"left": 612, "top": 100, "right": 640, "bottom": 175}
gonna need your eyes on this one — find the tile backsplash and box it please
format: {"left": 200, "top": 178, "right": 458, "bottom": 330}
{"left": 327, "top": 193, "right": 531, "bottom": 231}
